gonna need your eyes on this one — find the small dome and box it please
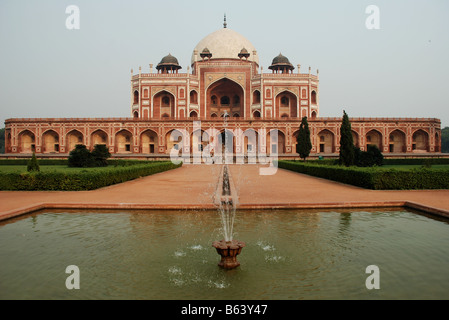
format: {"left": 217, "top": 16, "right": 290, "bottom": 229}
{"left": 269, "top": 53, "right": 294, "bottom": 71}
{"left": 240, "top": 48, "right": 249, "bottom": 54}
{"left": 157, "top": 53, "right": 181, "bottom": 71}
{"left": 159, "top": 53, "right": 180, "bottom": 65}
{"left": 200, "top": 48, "right": 213, "bottom": 59}
{"left": 271, "top": 53, "right": 291, "bottom": 65}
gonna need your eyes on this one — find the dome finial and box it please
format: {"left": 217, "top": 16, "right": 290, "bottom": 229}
{"left": 223, "top": 14, "right": 227, "bottom": 28}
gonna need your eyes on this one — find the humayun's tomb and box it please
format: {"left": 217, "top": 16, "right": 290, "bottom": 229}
{"left": 3, "top": 20, "right": 442, "bottom": 159}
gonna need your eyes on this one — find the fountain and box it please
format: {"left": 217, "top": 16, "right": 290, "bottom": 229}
{"left": 212, "top": 165, "right": 245, "bottom": 269}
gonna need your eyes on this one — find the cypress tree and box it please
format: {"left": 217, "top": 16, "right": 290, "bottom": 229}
{"left": 339, "top": 110, "right": 355, "bottom": 166}
{"left": 27, "top": 152, "right": 40, "bottom": 172}
{"left": 297, "top": 116, "right": 312, "bottom": 161}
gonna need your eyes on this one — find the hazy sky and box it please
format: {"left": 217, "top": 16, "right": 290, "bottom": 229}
{"left": 1, "top": 0, "right": 448, "bottom": 127}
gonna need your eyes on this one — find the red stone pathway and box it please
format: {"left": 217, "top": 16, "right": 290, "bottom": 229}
{"left": 1, "top": 164, "right": 449, "bottom": 221}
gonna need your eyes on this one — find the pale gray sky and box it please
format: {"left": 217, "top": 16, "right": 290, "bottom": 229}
{"left": 1, "top": 0, "right": 448, "bottom": 127}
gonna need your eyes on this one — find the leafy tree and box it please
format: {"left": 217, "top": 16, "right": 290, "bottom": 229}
{"left": 339, "top": 111, "right": 354, "bottom": 166}
{"left": 27, "top": 152, "right": 40, "bottom": 172}
{"left": 92, "top": 144, "right": 111, "bottom": 167}
{"left": 442, "top": 127, "right": 449, "bottom": 153}
{"left": 355, "top": 145, "right": 383, "bottom": 167}
{"left": 68, "top": 145, "right": 94, "bottom": 167}
{"left": 297, "top": 117, "right": 312, "bottom": 161}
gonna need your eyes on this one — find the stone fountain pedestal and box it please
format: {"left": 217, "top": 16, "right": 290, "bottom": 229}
{"left": 212, "top": 239, "right": 246, "bottom": 269}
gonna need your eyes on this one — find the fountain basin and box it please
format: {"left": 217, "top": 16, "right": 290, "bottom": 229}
{"left": 212, "top": 239, "right": 246, "bottom": 269}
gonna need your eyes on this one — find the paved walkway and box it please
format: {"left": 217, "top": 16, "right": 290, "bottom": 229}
{"left": 1, "top": 164, "right": 449, "bottom": 221}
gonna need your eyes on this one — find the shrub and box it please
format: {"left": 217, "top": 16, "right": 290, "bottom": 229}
{"left": 354, "top": 145, "right": 383, "bottom": 167}
{"left": 68, "top": 145, "right": 94, "bottom": 167}
{"left": 27, "top": 152, "right": 40, "bottom": 172}
{"left": 91, "top": 144, "right": 111, "bottom": 167}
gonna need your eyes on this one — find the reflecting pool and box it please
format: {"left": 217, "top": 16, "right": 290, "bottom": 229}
{"left": 1, "top": 209, "right": 448, "bottom": 299}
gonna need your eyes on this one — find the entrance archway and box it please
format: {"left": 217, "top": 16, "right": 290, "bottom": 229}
{"left": 154, "top": 91, "right": 175, "bottom": 119}
{"left": 412, "top": 130, "right": 429, "bottom": 152}
{"left": 19, "top": 130, "right": 35, "bottom": 153}
{"left": 141, "top": 130, "right": 158, "bottom": 154}
{"left": 275, "top": 91, "right": 297, "bottom": 118}
{"left": 389, "top": 130, "right": 406, "bottom": 153}
{"left": 366, "top": 130, "right": 382, "bottom": 151}
{"left": 267, "top": 130, "right": 285, "bottom": 154}
{"left": 91, "top": 130, "right": 108, "bottom": 149}
{"left": 66, "top": 130, "right": 84, "bottom": 152}
{"left": 318, "top": 130, "right": 334, "bottom": 153}
{"left": 207, "top": 78, "right": 244, "bottom": 119}
{"left": 42, "top": 130, "right": 60, "bottom": 153}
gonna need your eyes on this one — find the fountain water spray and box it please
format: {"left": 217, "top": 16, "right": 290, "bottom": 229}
{"left": 212, "top": 164, "right": 245, "bottom": 269}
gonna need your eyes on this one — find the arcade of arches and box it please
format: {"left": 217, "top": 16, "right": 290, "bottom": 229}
{"left": 5, "top": 122, "right": 441, "bottom": 156}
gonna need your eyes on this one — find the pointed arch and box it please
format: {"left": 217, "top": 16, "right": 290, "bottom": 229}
{"left": 389, "top": 129, "right": 406, "bottom": 153}
{"left": 267, "top": 129, "right": 286, "bottom": 154}
{"left": 66, "top": 129, "right": 84, "bottom": 152}
{"left": 18, "top": 130, "right": 35, "bottom": 153}
{"left": 318, "top": 129, "right": 335, "bottom": 153}
{"left": 206, "top": 77, "right": 245, "bottom": 119}
{"left": 42, "top": 130, "right": 60, "bottom": 153}
{"left": 153, "top": 90, "right": 176, "bottom": 119}
{"left": 191, "top": 129, "right": 210, "bottom": 154}
{"left": 311, "top": 90, "right": 317, "bottom": 105}
{"left": 252, "top": 90, "right": 261, "bottom": 104}
{"left": 165, "top": 129, "right": 185, "bottom": 154}
{"left": 275, "top": 90, "right": 298, "bottom": 118}
{"left": 366, "top": 129, "right": 383, "bottom": 151}
{"left": 115, "top": 129, "right": 133, "bottom": 153}
{"left": 91, "top": 129, "right": 108, "bottom": 149}
{"left": 141, "top": 129, "right": 158, "bottom": 154}
{"left": 412, "top": 129, "right": 429, "bottom": 152}
{"left": 190, "top": 90, "right": 198, "bottom": 104}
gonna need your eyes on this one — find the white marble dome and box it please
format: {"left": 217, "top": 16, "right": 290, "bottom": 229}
{"left": 191, "top": 28, "right": 259, "bottom": 66}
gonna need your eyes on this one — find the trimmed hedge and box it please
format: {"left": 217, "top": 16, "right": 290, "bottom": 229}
{"left": 0, "top": 159, "right": 68, "bottom": 166}
{"left": 0, "top": 159, "right": 163, "bottom": 166}
{"left": 0, "top": 161, "right": 182, "bottom": 191}
{"left": 277, "top": 160, "right": 449, "bottom": 190}
{"left": 383, "top": 158, "right": 449, "bottom": 166}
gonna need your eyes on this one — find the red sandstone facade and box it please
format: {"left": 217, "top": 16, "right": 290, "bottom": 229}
{"left": 3, "top": 26, "right": 442, "bottom": 157}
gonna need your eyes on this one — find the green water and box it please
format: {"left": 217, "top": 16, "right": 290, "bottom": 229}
{"left": 1, "top": 209, "right": 448, "bottom": 300}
